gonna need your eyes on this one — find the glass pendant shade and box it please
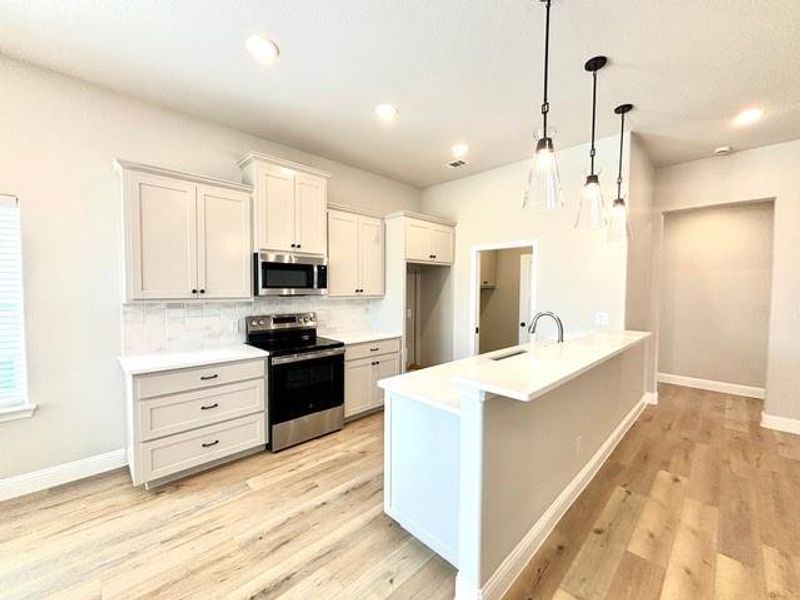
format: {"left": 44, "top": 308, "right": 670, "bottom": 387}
{"left": 607, "top": 197, "right": 632, "bottom": 242}
{"left": 523, "top": 137, "right": 563, "bottom": 210}
{"left": 575, "top": 174, "right": 606, "bottom": 229}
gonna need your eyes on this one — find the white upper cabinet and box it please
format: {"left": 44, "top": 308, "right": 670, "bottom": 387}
{"left": 196, "top": 185, "right": 252, "bottom": 299}
{"left": 327, "top": 206, "right": 384, "bottom": 297}
{"left": 327, "top": 210, "right": 360, "bottom": 296}
{"left": 402, "top": 216, "right": 455, "bottom": 265}
{"left": 239, "top": 152, "right": 331, "bottom": 255}
{"left": 294, "top": 173, "right": 327, "bottom": 255}
{"left": 117, "top": 160, "right": 253, "bottom": 301}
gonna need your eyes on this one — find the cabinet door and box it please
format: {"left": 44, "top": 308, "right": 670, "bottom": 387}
{"left": 372, "top": 353, "right": 400, "bottom": 409}
{"left": 294, "top": 173, "right": 327, "bottom": 255}
{"left": 480, "top": 250, "right": 497, "bottom": 288}
{"left": 327, "top": 210, "right": 360, "bottom": 296}
{"left": 257, "top": 167, "right": 295, "bottom": 252}
{"left": 196, "top": 185, "right": 251, "bottom": 298}
{"left": 359, "top": 216, "right": 384, "bottom": 296}
{"left": 406, "top": 220, "right": 432, "bottom": 262}
{"left": 345, "top": 357, "right": 374, "bottom": 418}
{"left": 127, "top": 171, "right": 198, "bottom": 300}
{"left": 430, "top": 225, "right": 454, "bottom": 264}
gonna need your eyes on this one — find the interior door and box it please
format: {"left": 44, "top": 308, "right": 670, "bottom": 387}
{"left": 519, "top": 253, "right": 534, "bottom": 344}
{"left": 259, "top": 167, "right": 295, "bottom": 252}
{"left": 327, "top": 211, "right": 359, "bottom": 296}
{"left": 294, "top": 173, "right": 327, "bottom": 255}
{"left": 128, "top": 172, "right": 197, "bottom": 299}
{"left": 345, "top": 357, "right": 373, "bottom": 418}
{"left": 373, "top": 353, "right": 400, "bottom": 408}
{"left": 405, "top": 220, "right": 431, "bottom": 262}
{"left": 359, "top": 216, "right": 384, "bottom": 295}
{"left": 430, "top": 225, "right": 454, "bottom": 264}
{"left": 196, "top": 185, "right": 251, "bottom": 298}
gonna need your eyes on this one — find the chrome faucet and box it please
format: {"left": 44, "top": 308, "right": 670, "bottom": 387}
{"left": 528, "top": 311, "right": 564, "bottom": 343}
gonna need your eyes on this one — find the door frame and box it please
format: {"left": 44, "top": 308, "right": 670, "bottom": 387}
{"left": 468, "top": 240, "right": 539, "bottom": 356}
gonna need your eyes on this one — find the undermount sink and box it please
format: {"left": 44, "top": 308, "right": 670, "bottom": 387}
{"left": 489, "top": 349, "right": 528, "bottom": 361}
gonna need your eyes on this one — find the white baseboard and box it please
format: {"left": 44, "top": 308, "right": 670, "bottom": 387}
{"left": 468, "top": 395, "right": 649, "bottom": 600}
{"left": 761, "top": 412, "right": 800, "bottom": 435}
{"left": 643, "top": 391, "right": 659, "bottom": 405}
{"left": 0, "top": 449, "right": 126, "bottom": 502}
{"left": 657, "top": 372, "right": 765, "bottom": 399}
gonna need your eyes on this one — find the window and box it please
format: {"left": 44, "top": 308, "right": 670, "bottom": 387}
{"left": 0, "top": 194, "right": 32, "bottom": 419}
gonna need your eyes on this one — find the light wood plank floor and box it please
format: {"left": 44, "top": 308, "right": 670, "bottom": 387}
{"left": 0, "top": 415, "right": 455, "bottom": 599}
{"left": 505, "top": 384, "right": 800, "bottom": 600}
{"left": 2, "top": 384, "right": 798, "bottom": 600}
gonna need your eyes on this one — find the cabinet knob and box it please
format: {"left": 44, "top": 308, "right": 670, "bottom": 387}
{"left": 297, "top": 244, "right": 302, "bottom": 248}
{"left": 191, "top": 289, "right": 198, "bottom": 294}
{"left": 199, "top": 289, "right": 206, "bottom": 294}
{"left": 290, "top": 243, "right": 296, "bottom": 248}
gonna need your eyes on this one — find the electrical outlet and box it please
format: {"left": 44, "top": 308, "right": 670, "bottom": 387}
{"left": 595, "top": 312, "right": 610, "bottom": 326}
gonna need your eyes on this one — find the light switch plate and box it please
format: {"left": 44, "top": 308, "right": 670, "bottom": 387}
{"left": 595, "top": 312, "right": 610, "bottom": 326}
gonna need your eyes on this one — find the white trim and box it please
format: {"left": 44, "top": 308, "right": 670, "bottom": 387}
{"left": 761, "top": 412, "right": 800, "bottom": 435}
{"left": 468, "top": 240, "right": 540, "bottom": 357}
{"left": 0, "top": 403, "right": 37, "bottom": 423}
{"left": 113, "top": 159, "right": 253, "bottom": 192}
{"left": 327, "top": 202, "right": 384, "bottom": 219}
{"left": 0, "top": 449, "right": 126, "bottom": 502}
{"left": 235, "top": 151, "right": 332, "bottom": 178}
{"left": 643, "top": 392, "right": 659, "bottom": 405}
{"left": 458, "top": 395, "right": 648, "bottom": 600}
{"left": 383, "top": 210, "right": 456, "bottom": 226}
{"left": 657, "top": 372, "right": 765, "bottom": 399}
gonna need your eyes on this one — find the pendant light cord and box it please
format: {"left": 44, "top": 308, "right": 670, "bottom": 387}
{"left": 541, "top": 0, "right": 551, "bottom": 137}
{"left": 616, "top": 110, "right": 625, "bottom": 199}
{"left": 590, "top": 70, "right": 597, "bottom": 175}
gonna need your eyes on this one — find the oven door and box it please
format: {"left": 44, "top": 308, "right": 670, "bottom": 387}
{"left": 269, "top": 348, "right": 344, "bottom": 426}
{"left": 255, "top": 252, "right": 328, "bottom": 296}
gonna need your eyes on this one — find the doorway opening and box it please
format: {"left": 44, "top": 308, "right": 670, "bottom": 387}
{"left": 657, "top": 200, "right": 774, "bottom": 397}
{"left": 469, "top": 241, "right": 538, "bottom": 356}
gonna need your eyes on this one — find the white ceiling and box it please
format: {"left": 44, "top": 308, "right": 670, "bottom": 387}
{"left": 2, "top": 1, "right": 800, "bottom": 187}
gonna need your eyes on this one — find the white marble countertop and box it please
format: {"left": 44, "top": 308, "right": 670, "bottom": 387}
{"left": 378, "top": 331, "right": 650, "bottom": 413}
{"left": 118, "top": 344, "right": 269, "bottom": 375}
{"left": 325, "top": 330, "right": 402, "bottom": 345}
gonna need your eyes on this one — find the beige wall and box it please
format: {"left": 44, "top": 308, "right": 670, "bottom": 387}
{"left": 421, "top": 134, "right": 631, "bottom": 359}
{"left": 0, "top": 55, "right": 420, "bottom": 479}
{"left": 654, "top": 139, "right": 800, "bottom": 420}
{"left": 479, "top": 248, "right": 528, "bottom": 353}
{"left": 658, "top": 202, "right": 774, "bottom": 387}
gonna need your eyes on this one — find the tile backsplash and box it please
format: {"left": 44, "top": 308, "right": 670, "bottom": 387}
{"left": 122, "top": 297, "right": 373, "bottom": 355}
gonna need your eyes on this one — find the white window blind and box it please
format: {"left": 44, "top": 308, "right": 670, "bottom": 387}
{"left": 0, "top": 194, "right": 28, "bottom": 410}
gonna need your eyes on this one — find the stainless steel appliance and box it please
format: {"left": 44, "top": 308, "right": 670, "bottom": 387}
{"left": 254, "top": 252, "right": 327, "bottom": 296}
{"left": 245, "top": 312, "right": 344, "bottom": 451}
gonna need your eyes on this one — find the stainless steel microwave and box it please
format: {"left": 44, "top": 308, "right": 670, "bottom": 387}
{"left": 254, "top": 252, "right": 328, "bottom": 296}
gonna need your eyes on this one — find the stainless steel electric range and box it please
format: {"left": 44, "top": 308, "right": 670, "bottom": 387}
{"left": 245, "top": 312, "right": 344, "bottom": 451}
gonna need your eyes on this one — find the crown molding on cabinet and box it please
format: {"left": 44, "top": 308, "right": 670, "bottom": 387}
{"left": 236, "top": 151, "right": 332, "bottom": 179}
{"left": 384, "top": 210, "right": 456, "bottom": 227}
{"left": 327, "top": 202, "right": 384, "bottom": 219}
{"left": 113, "top": 159, "right": 253, "bottom": 193}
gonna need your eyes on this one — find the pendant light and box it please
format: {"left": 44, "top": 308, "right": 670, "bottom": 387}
{"left": 575, "top": 56, "right": 608, "bottom": 229}
{"left": 608, "top": 103, "right": 634, "bottom": 242}
{"left": 523, "top": 0, "right": 563, "bottom": 210}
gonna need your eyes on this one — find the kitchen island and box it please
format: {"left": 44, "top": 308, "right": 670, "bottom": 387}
{"left": 378, "top": 331, "right": 654, "bottom": 600}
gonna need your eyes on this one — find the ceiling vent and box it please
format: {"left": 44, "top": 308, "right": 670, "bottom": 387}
{"left": 446, "top": 159, "right": 468, "bottom": 169}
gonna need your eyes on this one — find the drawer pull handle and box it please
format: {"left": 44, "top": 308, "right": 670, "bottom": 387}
{"left": 369, "top": 347, "right": 380, "bottom": 352}
{"left": 200, "top": 403, "right": 219, "bottom": 410}
{"left": 200, "top": 374, "right": 219, "bottom": 381}
{"left": 202, "top": 440, "right": 220, "bottom": 448}
{"left": 372, "top": 361, "right": 380, "bottom": 366}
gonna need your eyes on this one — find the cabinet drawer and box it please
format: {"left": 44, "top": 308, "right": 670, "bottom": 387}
{"left": 138, "top": 379, "right": 265, "bottom": 441}
{"left": 140, "top": 414, "right": 266, "bottom": 483}
{"left": 134, "top": 359, "right": 265, "bottom": 399}
{"left": 345, "top": 338, "right": 401, "bottom": 361}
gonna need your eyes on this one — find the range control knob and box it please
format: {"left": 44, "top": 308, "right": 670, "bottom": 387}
{"left": 258, "top": 319, "right": 266, "bottom": 326}
{"left": 250, "top": 320, "right": 258, "bottom": 327}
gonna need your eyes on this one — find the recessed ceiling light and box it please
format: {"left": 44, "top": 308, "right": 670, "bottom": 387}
{"left": 451, "top": 143, "right": 469, "bottom": 159}
{"left": 732, "top": 107, "right": 764, "bottom": 127}
{"left": 246, "top": 35, "right": 280, "bottom": 66}
{"left": 374, "top": 104, "right": 398, "bottom": 121}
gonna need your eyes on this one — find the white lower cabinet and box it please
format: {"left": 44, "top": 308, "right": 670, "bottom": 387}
{"left": 344, "top": 337, "right": 401, "bottom": 419}
{"left": 124, "top": 357, "right": 267, "bottom": 488}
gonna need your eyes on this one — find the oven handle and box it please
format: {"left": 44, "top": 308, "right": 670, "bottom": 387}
{"left": 271, "top": 347, "right": 345, "bottom": 365}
